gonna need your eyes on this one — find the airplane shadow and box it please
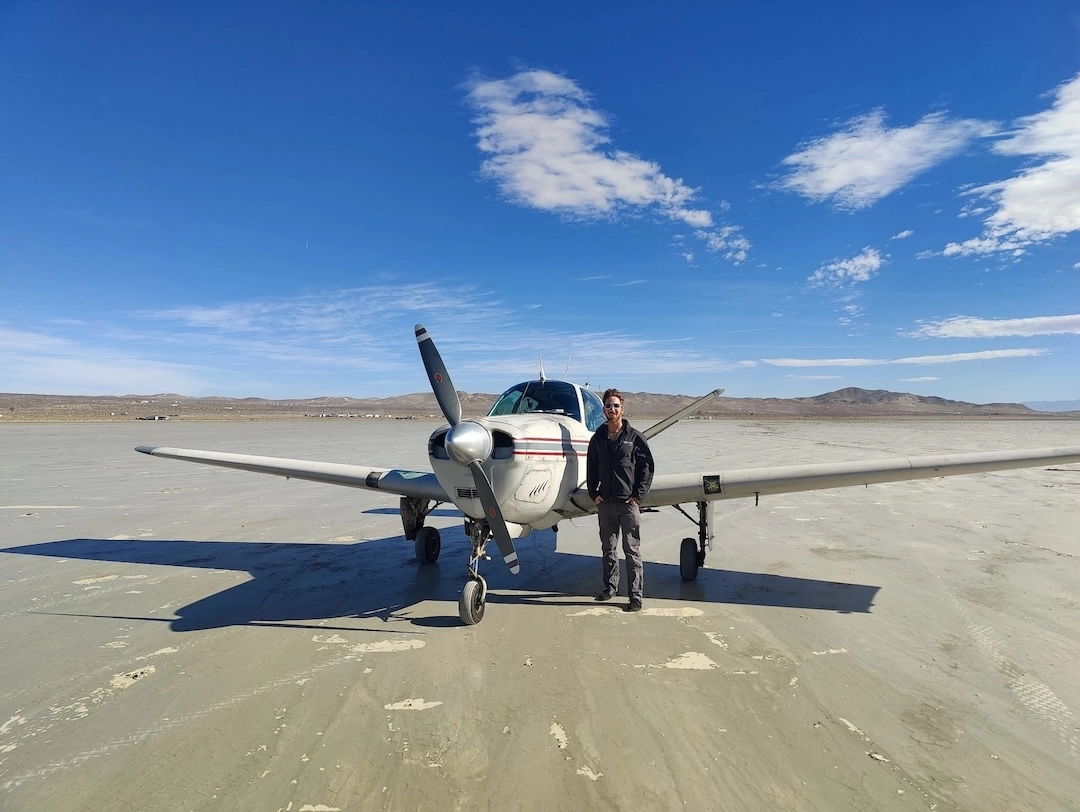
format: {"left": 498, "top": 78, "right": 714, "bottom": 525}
{"left": 5, "top": 532, "right": 879, "bottom": 631}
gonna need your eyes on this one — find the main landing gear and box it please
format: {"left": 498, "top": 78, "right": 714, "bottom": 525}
{"left": 401, "top": 497, "right": 441, "bottom": 564}
{"left": 674, "top": 500, "right": 712, "bottom": 581}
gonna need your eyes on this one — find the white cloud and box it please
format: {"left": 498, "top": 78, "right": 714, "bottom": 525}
{"left": 778, "top": 109, "right": 996, "bottom": 209}
{"left": 836, "top": 302, "right": 865, "bottom": 327}
{"left": 465, "top": 69, "right": 750, "bottom": 262}
{"left": 0, "top": 325, "right": 72, "bottom": 353}
{"left": 4, "top": 284, "right": 758, "bottom": 396}
{"left": 787, "top": 374, "right": 842, "bottom": 381}
{"left": 942, "top": 72, "right": 1080, "bottom": 256}
{"left": 906, "top": 314, "right": 1080, "bottom": 338}
{"left": 899, "top": 377, "right": 940, "bottom": 382}
{"left": 808, "top": 247, "right": 886, "bottom": 287}
{"left": 940, "top": 236, "right": 1026, "bottom": 257}
{"left": 892, "top": 229, "right": 914, "bottom": 240}
{"left": 695, "top": 225, "right": 751, "bottom": 263}
{"left": 0, "top": 325, "right": 208, "bottom": 395}
{"left": 762, "top": 357, "right": 887, "bottom": 367}
{"left": 893, "top": 349, "right": 1048, "bottom": 364}
{"left": 762, "top": 348, "right": 1047, "bottom": 368}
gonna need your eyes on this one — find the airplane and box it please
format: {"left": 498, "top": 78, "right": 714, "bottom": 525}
{"left": 136, "top": 323, "right": 1080, "bottom": 626}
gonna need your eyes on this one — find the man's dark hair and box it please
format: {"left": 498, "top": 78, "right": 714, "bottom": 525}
{"left": 602, "top": 388, "right": 624, "bottom": 404}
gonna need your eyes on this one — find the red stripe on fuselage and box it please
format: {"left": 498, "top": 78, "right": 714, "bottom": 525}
{"left": 512, "top": 450, "right": 587, "bottom": 457}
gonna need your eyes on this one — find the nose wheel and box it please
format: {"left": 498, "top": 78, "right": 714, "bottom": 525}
{"left": 459, "top": 576, "right": 487, "bottom": 625}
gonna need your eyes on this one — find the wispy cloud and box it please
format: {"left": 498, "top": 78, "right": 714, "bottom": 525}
{"left": 695, "top": 225, "right": 751, "bottom": 263}
{"left": 763, "top": 357, "right": 887, "bottom": 367}
{"left": 892, "top": 229, "right": 914, "bottom": 240}
{"left": 787, "top": 374, "right": 842, "bottom": 381}
{"left": 906, "top": 313, "right": 1080, "bottom": 338}
{"left": 0, "top": 325, "right": 208, "bottom": 395}
{"left": 778, "top": 109, "right": 995, "bottom": 210}
{"left": 3, "top": 285, "right": 751, "bottom": 396}
{"left": 894, "top": 349, "right": 1048, "bottom": 364}
{"left": 836, "top": 302, "right": 864, "bottom": 327}
{"left": 899, "top": 376, "right": 940, "bottom": 382}
{"left": 808, "top": 247, "right": 886, "bottom": 287}
{"left": 762, "top": 348, "right": 1047, "bottom": 367}
{"left": 465, "top": 69, "right": 750, "bottom": 262}
{"left": 942, "top": 73, "right": 1080, "bottom": 256}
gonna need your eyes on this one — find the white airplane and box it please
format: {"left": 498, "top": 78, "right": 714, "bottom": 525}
{"left": 137, "top": 324, "right": 1080, "bottom": 625}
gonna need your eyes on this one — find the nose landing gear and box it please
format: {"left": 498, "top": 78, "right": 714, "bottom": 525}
{"left": 459, "top": 518, "right": 494, "bottom": 625}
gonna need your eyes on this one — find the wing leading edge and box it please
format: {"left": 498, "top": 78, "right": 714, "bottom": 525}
{"left": 134, "top": 445, "right": 447, "bottom": 502}
{"left": 641, "top": 446, "right": 1080, "bottom": 507}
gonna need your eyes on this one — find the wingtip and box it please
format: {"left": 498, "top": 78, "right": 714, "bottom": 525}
{"left": 135, "top": 445, "right": 157, "bottom": 455}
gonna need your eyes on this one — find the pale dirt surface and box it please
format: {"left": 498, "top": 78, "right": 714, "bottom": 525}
{"left": 1, "top": 419, "right": 1079, "bottom": 811}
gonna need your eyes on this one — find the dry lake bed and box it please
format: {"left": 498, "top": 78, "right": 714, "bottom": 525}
{"left": 2, "top": 419, "right": 1079, "bottom": 811}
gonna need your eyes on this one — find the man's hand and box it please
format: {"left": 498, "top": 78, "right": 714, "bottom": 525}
{"left": 628, "top": 498, "right": 638, "bottom": 506}
{"left": 594, "top": 495, "right": 603, "bottom": 505}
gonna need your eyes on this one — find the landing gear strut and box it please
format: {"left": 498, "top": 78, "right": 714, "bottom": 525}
{"left": 459, "top": 517, "right": 494, "bottom": 625}
{"left": 675, "top": 501, "right": 711, "bottom": 581}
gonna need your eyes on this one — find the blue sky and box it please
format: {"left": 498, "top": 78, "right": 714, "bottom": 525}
{"left": 2, "top": 1, "right": 1079, "bottom": 403}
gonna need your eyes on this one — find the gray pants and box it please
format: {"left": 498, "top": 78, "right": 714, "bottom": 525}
{"left": 598, "top": 500, "right": 643, "bottom": 600}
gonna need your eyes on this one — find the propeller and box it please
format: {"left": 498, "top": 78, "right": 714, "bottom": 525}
{"left": 414, "top": 324, "right": 520, "bottom": 574}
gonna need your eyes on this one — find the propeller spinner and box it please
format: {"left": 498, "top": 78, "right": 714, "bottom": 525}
{"left": 414, "top": 324, "right": 520, "bottom": 575}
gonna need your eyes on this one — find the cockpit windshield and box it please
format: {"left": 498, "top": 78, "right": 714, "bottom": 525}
{"left": 488, "top": 380, "right": 584, "bottom": 423}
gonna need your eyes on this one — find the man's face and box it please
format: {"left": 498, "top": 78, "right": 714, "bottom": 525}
{"left": 603, "top": 398, "right": 622, "bottom": 421}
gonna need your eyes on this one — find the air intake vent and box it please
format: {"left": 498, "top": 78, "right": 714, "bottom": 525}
{"left": 456, "top": 487, "right": 479, "bottom": 499}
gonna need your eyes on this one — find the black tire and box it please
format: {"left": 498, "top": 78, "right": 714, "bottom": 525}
{"left": 459, "top": 579, "right": 485, "bottom": 625}
{"left": 680, "top": 537, "right": 699, "bottom": 581}
{"left": 414, "top": 526, "right": 441, "bottom": 564}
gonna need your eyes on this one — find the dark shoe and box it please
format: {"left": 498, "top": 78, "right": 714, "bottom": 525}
{"left": 624, "top": 599, "right": 643, "bottom": 612}
{"left": 594, "top": 589, "right": 615, "bottom": 602}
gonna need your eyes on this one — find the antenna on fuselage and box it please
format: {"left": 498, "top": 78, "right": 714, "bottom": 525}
{"left": 539, "top": 355, "right": 546, "bottom": 382}
{"left": 563, "top": 355, "right": 572, "bottom": 381}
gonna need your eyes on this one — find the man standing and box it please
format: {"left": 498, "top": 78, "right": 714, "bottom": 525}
{"left": 586, "top": 388, "right": 655, "bottom": 612}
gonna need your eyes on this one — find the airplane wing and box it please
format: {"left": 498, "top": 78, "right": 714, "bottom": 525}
{"left": 640, "top": 446, "right": 1080, "bottom": 507}
{"left": 563, "top": 445, "right": 1080, "bottom": 515}
{"left": 135, "top": 445, "right": 448, "bottom": 502}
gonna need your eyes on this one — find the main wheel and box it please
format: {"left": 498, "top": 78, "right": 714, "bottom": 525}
{"left": 414, "top": 526, "right": 441, "bottom": 564}
{"left": 680, "top": 537, "right": 699, "bottom": 581}
{"left": 459, "top": 578, "right": 486, "bottom": 625}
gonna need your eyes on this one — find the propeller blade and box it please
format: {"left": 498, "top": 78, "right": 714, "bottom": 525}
{"left": 468, "top": 460, "right": 520, "bottom": 574}
{"left": 415, "top": 323, "right": 462, "bottom": 426}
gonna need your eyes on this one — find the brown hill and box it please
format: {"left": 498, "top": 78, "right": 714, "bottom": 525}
{"left": 0, "top": 387, "right": 1073, "bottom": 422}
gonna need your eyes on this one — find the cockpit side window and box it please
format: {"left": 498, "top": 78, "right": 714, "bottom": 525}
{"left": 488, "top": 387, "right": 524, "bottom": 416}
{"left": 582, "top": 388, "right": 606, "bottom": 431}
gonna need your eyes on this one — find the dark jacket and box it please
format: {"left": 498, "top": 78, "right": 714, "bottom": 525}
{"left": 586, "top": 419, "right": 655, "bottom": 503}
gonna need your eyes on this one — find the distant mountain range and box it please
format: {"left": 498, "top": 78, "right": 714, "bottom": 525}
{"left": 2, "top": 387, "right": 1077, "bottom": 421}
{"left": 1024, "top": 400, "right": 1080, "bottom": 412}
